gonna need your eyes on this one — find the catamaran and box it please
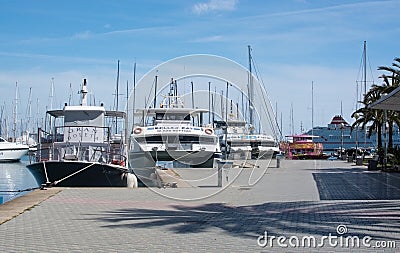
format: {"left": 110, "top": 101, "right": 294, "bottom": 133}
{"left": 129, "top": 78, "right": 220, "bottom": 180}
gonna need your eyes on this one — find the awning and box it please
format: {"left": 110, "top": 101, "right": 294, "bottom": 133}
{"left": 370, "top": 85, "right": 400, "bottom": 111}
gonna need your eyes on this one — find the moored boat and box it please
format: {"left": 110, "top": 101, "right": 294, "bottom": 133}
{"left": 217, "top": 118, "right": 279, "bottom": 160}
{"left": 27, "top": 79, "right": 137, "bottom": 187}
{"left": 282, "top": 134, "right": 329, "bottom": 160}
{"left": 129, "top": 78, "right": 220, "bottom": 183}
{"left": 0, "top": 136, "right": 29, "bottom": 162}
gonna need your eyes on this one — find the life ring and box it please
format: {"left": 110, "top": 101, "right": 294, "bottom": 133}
{"left": 111, "top": 159, "right": 124, "bottom": 165}
{"left": 205, "top": 128, "right": 213, "bottom": 135}
{"left": 133, "top": 127, "right": 142, "bottom": 134}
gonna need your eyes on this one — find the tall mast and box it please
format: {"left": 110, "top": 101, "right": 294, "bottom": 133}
{"left": 153, "top": 75, "right": 158, "bottom": 109}
{"left": 132, "top": 62, "right": 136, "bottom": 129}
{"left": 27, "top": 87, "right": 32, "bottom": 133}
{"left": 115, "top": 60, "right": 120, "bottom": 134}
{"left": 311, "top": 81, "right": 314, "bottom": 138}
{"left": 191, "top": 81, "right": 194, "bottom": 109}
{"left": 248, "top": 45, "right": 254, "bottom": 133}
{"left": 208, "top": 82, "right": 211, "bottom": 124}
{"left": 363, "top": 40, "right": 367, "bottom": 148}
{"left": 50, "top": 78, "right": 54, "bottom": 110}
{"left": 13, "top": 82, "right": 18, "bottom": 141}
{"left": 363, "top": 41, "right": 367, "bottom": 97}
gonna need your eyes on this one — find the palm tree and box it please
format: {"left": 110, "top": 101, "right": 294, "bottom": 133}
{"left": 377, "top": 57, "right": 400, "bottom": 151}
{"left": 351, "top": 57, "right": 400, "bottom": 151}
{"left": 351, "top": 84, "right": 384, "bottom": 148}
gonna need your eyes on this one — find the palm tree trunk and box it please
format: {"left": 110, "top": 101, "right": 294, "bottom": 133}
{"left": 377, "top": 124, "right": 382, "bottom": 149}
{"left": 388, "top": 118, "right": 393, "bottom": 152}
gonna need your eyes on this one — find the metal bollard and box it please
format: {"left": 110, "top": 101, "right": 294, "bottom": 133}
{"left": 276, "top": 155, "right": 281, "bottom": 168}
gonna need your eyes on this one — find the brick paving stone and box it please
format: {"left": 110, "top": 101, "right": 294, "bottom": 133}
{"left": 0, "top": 160, "right": 399, "bottom": 252}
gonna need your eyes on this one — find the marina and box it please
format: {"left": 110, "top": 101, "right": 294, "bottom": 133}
{"left": 1, "top": 1, "right": 400, "bottom": 252}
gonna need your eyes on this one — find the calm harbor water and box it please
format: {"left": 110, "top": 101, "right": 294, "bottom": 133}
{"left": 0, "top": 156, "right": 39, "bottom": 204}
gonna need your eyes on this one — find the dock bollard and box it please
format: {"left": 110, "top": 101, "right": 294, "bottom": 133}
{"left": 276, "top": 154, "right": 282, "bottom": 168}
{"left": 217, "top": 160, "right": 232, "bottom": 187}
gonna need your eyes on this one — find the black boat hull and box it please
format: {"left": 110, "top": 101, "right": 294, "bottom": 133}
{"left": 27, "top": 161, "right": 130, "bottom": 187}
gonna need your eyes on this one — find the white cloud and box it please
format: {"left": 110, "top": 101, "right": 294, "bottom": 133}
{"left": 72, "top": 30, "right": 93, "bottom": 40}
{"left": 192, "top": 0, "right": 238, "bottom": 14}
{"left": 189, "top": 35, "right": 224, "bottom": 43}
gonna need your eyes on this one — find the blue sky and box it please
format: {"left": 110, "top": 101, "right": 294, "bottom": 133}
{"left": 0, "top": 0, "right": 399, "bottom": 137}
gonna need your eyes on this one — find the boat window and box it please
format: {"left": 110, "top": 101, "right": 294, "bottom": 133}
{"left": 136, "top": 135, "right": 215, "bottom": 144}
{"left": 155, "top": 113, "right": 190, "bottom": 121}
{"left": 229, "top": 142, "right": 250, "bottom": 147}
{"left": 156, "top": 113, "right": 165, "bottom": 120}
{"left": 260, "top": 142, "right": 276, "bottom": 147}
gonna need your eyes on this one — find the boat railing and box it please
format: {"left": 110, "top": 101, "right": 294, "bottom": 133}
{"left": 34, "top": 126, "right": 127, "bottom": 165}
{"left": 34, "top": 142, "right": 126, "bottom": 165}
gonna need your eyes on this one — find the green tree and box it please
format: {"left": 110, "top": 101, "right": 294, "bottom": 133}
{"left": 351, "top": 84, "right": 384, "bottom": 148}
{"left": 377, "top": 57, "right": 400, "bottom": 151}
{"left": 351, "top": 57, "right": 400, "bottom": 151}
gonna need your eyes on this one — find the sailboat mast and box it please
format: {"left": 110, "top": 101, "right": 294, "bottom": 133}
{"left": 363, "top": 40, "right": 367, "bottom": 148}
{"left": 248, "top": 45, "right": 254, "bottom": 133}
{"left": 311, "top": 81, "right": 314, "bottom": 139}
{"left": 27, "top": 87, "right": 32, "bottom": 133}
{"left": 115, "top": 60, "right": 120, "bottom": 134}
{"left": 132, "top": 62, "right": 136, "bottom": 130}
{"left": 153, "top": 75, "right": 158, "bottom": 109}
{"left": 363, "top": 40, "right": 367, "bottom": 97}
{"left": 208, "top": 82, "right": 211, "bottom": 124}
{"left": 50, "top": 78, "right": 54, "bottom": 110}
{"left": 13, "top": 82, "right": 18, "bottom": 141}
{"left": 191, "top": 81, "right": 194, "bottom": 109}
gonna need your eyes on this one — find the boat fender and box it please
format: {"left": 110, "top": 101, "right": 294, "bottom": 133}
{"left": 126, "top": 173, "right": 138, "bottom": 188}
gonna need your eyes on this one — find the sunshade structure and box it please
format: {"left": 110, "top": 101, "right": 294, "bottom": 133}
{"left": 370, "top": 86, "right": 400, "bottom": 111}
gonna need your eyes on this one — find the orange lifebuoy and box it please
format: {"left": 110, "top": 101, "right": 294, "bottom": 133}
{"left": 133, "top": 128, "right": 142, "bottom": 134}
{"left": 205, "top": 128, "right": 213, "bottom": 135}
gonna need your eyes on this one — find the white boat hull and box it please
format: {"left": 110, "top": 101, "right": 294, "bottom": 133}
{"left": 0, "top": 147, "right": 29, "bottom": 162}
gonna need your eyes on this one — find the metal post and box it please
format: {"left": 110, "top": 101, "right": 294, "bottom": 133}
{"left": 217, "top": 161, "right": 223, "bottom": 187}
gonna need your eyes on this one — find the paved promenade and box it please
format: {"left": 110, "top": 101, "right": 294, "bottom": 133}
{"left": 0, "top": 159, "right": 399, "bottom": 252}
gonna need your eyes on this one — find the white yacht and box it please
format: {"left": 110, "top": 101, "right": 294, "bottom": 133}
{"left": 129, "top": 81, "right": 220, "bottom": 173}
{"left": 218, "top": 117, "right": 279, "bottom": 160}
{"left": 0, "top": 136, "right": 29, "bottom": 162}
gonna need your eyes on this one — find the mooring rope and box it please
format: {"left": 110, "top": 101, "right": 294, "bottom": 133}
{"left": 43, "top": 160, "right": 50, "bottom": 184}
{"left": 52, "top": 163, "right": 96, "bottom": 185}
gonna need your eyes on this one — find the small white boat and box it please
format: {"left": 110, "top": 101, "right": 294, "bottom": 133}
{"left": 0, "top": 136, "right": 29, "bottom": 162}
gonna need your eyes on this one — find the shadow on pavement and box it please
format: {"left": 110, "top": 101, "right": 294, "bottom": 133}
{"left": 313, "top": 170, "right": 400, "bottom": 200}
{"left": 91, "top": 200, "right": 400, "bottom": 241}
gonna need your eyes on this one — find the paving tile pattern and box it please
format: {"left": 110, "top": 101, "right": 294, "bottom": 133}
{"left": 0, "top": 160, "right": 399, "bottom": 252}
